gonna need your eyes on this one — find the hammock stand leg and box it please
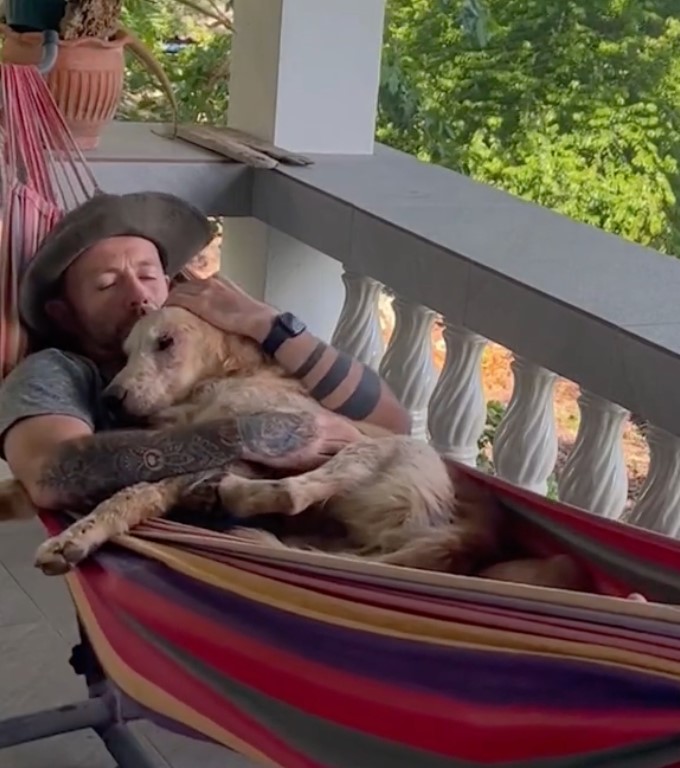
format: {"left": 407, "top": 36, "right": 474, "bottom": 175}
{"left": 97, "top": 723, "right": 162, "bottom": 768}
{"left": 0, "top": 621, "right": 159, "bottom": 768}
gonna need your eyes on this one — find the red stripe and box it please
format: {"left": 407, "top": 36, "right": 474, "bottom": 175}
{"left": 105, "top": 567, "right": 680, "bottom": 762}
{"left": 458, "top": 466, "right": 680, "bottom": 571}
{"left": 73, "top": 563, "right": 322, "bottom": 768}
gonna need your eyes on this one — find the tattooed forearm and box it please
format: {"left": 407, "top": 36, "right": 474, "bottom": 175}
{"left": 276, "top": 335, "right": 410, "bottom": 433}
{"left": 37, "top": 411, "right": 319, "bottom": 509}
{"left": 290, "top": 341, "right": 384, "bottom": 421}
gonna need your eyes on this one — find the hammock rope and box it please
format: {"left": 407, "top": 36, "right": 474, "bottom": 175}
{"left": 0, "top": 63, "right": 97, "bottom": 380}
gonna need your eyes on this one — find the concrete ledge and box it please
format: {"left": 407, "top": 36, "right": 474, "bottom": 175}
{"left": 84, "top": 123, "right": 253, "bottom": 217}
{"left": 253, "top": 145, "right": 680, "bottom": 436}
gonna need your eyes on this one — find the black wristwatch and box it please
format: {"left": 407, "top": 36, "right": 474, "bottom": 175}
{"left": 260, "top": 311, "right": 307, "bottom": 356}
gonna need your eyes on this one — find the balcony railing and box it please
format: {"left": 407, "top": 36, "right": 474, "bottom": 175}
{"left": 84, "top": 121, "right": 680, "bottom": 539}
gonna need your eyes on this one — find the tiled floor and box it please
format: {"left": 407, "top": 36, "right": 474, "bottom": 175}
{"left": 0, "top": 515, "right": 255, "bottom": 768}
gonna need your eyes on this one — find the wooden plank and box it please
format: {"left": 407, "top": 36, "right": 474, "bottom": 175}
{"left": 155, "top": 124, "right": 314, "bottom": 169}
{"left": 219, "top": 127, "right": 313, "bottom": 166}
{"left": 171, "top": 125, "right": 278, "bottom": 169}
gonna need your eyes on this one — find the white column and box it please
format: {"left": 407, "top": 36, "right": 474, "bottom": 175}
{"left": 558, "top": 391, "right": 629, "bottom": 519}
{"left": 379, "top": 296, "right": 438, "bottom": 440}
{"left": 492, "top": 357, "right": 558, "bottom": 495}
{"left": 428, "top": 324, "right": 487, "bottom": 466}
{"left": 628, "top": 426, "right": 680, "bottom": 537}
{"left": 332, "top": 272, "right": 385, "bottom": 369}
{"left": 221, "top": 0, "right": 387, "bottom": 341}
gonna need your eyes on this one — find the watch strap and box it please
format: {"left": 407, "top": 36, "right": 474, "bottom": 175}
{"left": 261, "top": 312, "right": 306, "bottom": 356}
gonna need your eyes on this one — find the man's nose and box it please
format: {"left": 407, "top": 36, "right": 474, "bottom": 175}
{"left": 102, "top": 383, "right": 128, "bottom": 414}
{"left": 125, "top": 278, "right": 153, "bottom": 311}
{"left": 129, "top": 291, "right": 152, "bottom": 312}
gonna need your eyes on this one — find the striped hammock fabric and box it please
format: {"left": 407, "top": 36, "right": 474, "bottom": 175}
{"left": 38, "top": 463, "right": 680, "bottom": 768}
{"left": 0, "top": 63, "right": 97, "bottom": 380}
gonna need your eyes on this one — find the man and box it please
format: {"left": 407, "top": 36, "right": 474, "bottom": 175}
{"left": 0, "top": 191, "right": 410, "bottom": 512}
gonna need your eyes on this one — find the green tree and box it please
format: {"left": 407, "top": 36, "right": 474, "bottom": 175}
{"left": 379, "top": 0, "right": 680, "bottom": 254}
{"left": 119, "top": 0, "right": 230, "bottom": 125}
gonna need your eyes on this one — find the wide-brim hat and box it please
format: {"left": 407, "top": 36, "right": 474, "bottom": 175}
{"left": 19, "top": 191, "right": 213, "bottom": 338}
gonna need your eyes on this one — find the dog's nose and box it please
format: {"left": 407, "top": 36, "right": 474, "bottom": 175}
{"left": 102, "top": 384, "right": 128, "bottom": 415}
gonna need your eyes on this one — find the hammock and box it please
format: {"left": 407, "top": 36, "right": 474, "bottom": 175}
{"left": 1, "top": 58, "right": 680, "bottom": 768}
{"left": 1, "top": 464, "right": 675, "bottom": 768}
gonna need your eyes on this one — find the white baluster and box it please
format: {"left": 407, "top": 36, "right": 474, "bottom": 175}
{"left": 628, "top": 426, "right": 680, "bottom": 537}
{"left": 379, "top": 296, "right": 438, "bottom": 440}
{"left": 331, "top": 271, "right": 384, "bottom": 369}
{"left": 427, "top": 323, "right": 487, "bottom": 466}
{"left": 558, "top": 391, "right": 628, "bottom": 518}
{"left": 492, "top": 356, "right": 558, "bottom": 495}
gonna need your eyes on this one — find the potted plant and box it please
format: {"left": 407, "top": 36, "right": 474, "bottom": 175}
{"left": 0, "top": 0, "right": 175, "bottom": 149}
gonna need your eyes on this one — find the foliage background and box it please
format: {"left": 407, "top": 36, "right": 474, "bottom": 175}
{"left": 119, "top": 0, "right": 230, "bottom": 126}
{"left": 121, "top": 0, "right": 680, "bottom": 255}
{"left": 378, "top": 0, "right": 680, "bottom": 254}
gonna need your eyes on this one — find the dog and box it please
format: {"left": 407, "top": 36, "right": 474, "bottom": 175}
{"left": 30, "top": 306, "right": 507, "bottom": 577}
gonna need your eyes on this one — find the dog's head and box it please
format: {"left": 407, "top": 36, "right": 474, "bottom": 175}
{"left": 102, "top": 306, "right": 269, "bottom": 420}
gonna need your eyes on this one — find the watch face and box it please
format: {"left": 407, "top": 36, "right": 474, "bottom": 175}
{"left": 281, "top": 312, "right": 306, "bottom": 335}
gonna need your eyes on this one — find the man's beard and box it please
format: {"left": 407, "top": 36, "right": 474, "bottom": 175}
{"left": 70, "top": 312, "right": 138, "bottom": 365}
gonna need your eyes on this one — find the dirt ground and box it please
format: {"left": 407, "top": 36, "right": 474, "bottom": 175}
{"left": 197, "top": 241, "right": 649, "bottom": 504}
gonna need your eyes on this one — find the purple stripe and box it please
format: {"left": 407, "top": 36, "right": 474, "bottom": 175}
{"left": 93, "top": 545, "right": 680, "bottom": 713}
{"left": 219, "top": 551, "right": 680, "bottom": 641}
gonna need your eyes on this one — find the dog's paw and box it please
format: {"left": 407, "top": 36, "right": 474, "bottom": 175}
{"left": 219, "top": 477, "right": 307, "bottom": 518}
{"left": 33, "top": 520, "right": 102, "bottom": 575}
{"left": 34, "top": 536, "right": 73, "bottom": 575}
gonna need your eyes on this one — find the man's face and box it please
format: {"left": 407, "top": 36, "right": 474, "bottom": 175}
{"left": 51, "top": 236, "right": 170, "bottom": 361}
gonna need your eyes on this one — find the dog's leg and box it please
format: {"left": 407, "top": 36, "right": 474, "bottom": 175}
{"left": 366, "top": 528, "right": 478, "bottom": 574}
{"left": 218, "top": 438, "right": 396, "bottom": 518}
{"left": 34, "top": 470, "right": 222, "bottom": 575}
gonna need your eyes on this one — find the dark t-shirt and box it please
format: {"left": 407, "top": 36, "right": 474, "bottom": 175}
{"left": 0, "top": 348, "right": 112, "bottom": 458}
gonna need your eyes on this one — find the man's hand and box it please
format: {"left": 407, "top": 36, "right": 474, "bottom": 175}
{"left": 240, "top": 410, "right": 363, "bottom": 470}
{"left": 166, "top": 276, "right": 276, "bottom": 342}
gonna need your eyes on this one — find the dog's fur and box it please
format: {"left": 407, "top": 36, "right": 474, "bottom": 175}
{"left": 0, "top": 306, "right": 595, "bottom": 593}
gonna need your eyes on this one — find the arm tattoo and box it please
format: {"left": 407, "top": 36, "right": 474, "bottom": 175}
{"left": 309, "top": 353, "right": 353, "bottom": 400}
{"left": 293, "top": 342, "right": 327, "bottom": 378}
{"left": 37, "top": 412, "right": 318, "bottom": 509}
{"left": 290, "top": 340, "right": 383, "bottom": 420}
{"left": 332, "top": 365, "right": 382, "bottom": 420}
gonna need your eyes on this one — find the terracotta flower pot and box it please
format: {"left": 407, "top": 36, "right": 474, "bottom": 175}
{"left": 1, "top": 25, "right": 129, "bottom": 150}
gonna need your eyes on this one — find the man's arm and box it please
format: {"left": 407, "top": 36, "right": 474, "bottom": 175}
{"left": 4, "top": 415, "right": 94, "bottom": 509}
{"left": 167, "top": 279, "right": 412, "bottom": 435}
{"left": 27, "top": 411, "right": 324, "bottom": 511}
{"left": 0, "top": 350, "right": 334, "bottom": 511}
{"left": 264, "top": 331, "right": 411, "bottom": 435}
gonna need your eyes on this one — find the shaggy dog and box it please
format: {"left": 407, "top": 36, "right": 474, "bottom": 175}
{"left": 2, "top": 306, "right": 593, "bottom": 592}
